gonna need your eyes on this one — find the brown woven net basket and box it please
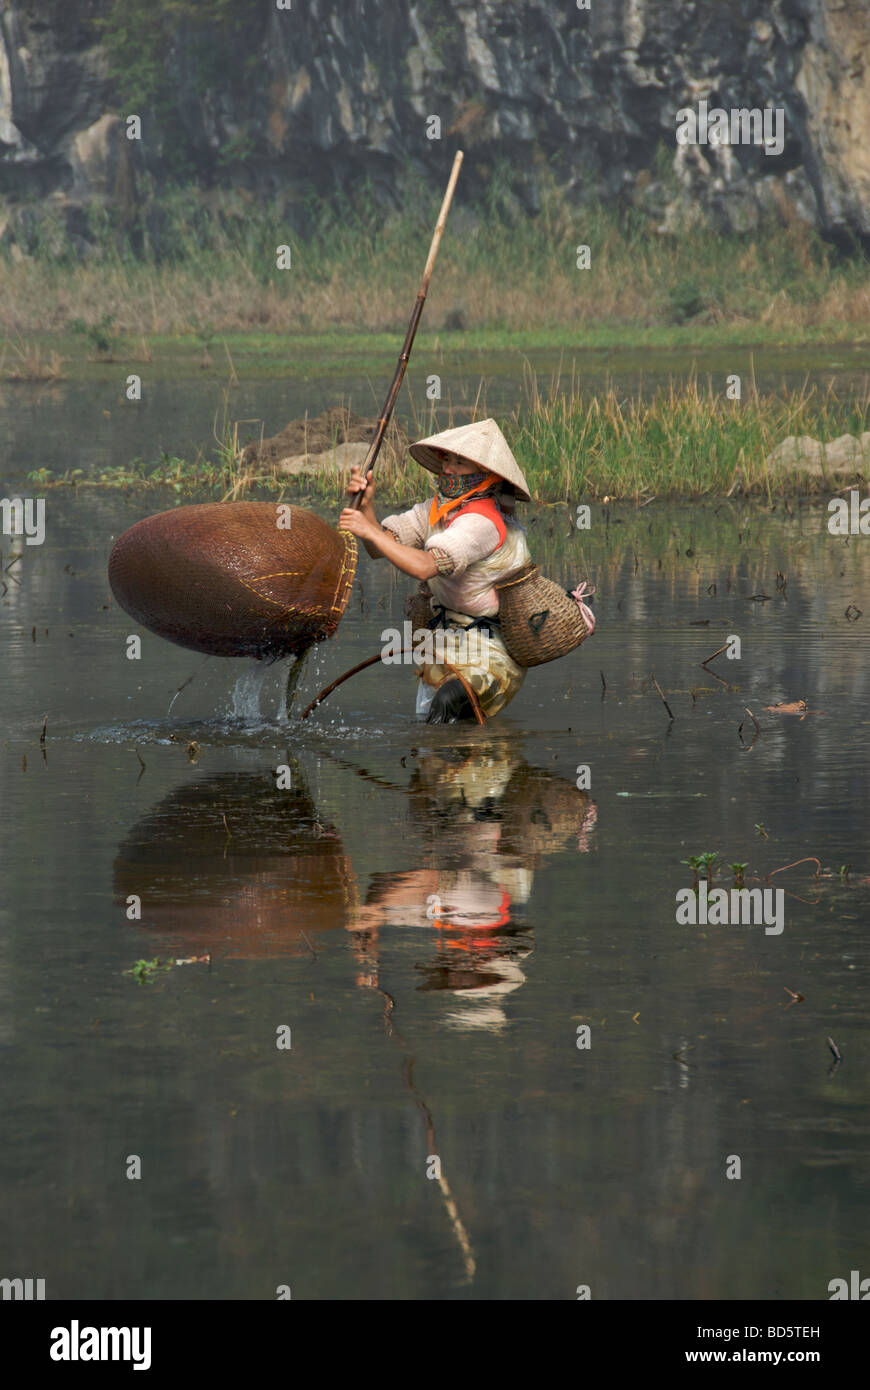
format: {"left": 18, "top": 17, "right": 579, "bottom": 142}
{"left": 109, "top": 501, "right": 357, "bottom": 660}
{"left": 495, "top": 563, "right": 588, "bottom": 668}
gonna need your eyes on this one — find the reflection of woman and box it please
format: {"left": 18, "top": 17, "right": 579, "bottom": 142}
{"left": 115, "top": 748, "right": 596, "bottom": 1027}
{"left": 348, "top": 746, "right": 597, "bottom": 1027}
{"left": 339, "top": 419, "right": 533, "bottom": 723}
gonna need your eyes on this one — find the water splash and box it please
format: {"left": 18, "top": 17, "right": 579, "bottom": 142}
{"left": 230, "top": 660, "right": 272, "bottom": 720}
{"left": 230, "top": 649, "right": 310, "bottom": 723}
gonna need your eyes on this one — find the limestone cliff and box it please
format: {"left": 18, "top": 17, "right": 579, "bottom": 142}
{"left": 1, "top": 0, "right": 868, "bottom": 243}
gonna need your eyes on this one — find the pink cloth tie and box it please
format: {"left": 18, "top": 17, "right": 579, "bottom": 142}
{"left": 570, "top": 581, "right": 596, "bottom": 636}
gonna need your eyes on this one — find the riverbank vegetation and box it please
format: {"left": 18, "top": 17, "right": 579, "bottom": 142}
{"left": 26, "top": 378, "right": 869, "bottom": 503}
{"left": 2, "top": 173, "right": 870, "bottom": 344}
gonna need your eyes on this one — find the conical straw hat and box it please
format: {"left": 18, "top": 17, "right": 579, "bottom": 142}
{"left": 409, "top": 418, "right": 531, "bottom": 501}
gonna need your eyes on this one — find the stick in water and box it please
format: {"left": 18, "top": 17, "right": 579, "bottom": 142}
{"left": 651, "top": 674, "right": 675, "bottom": 721}
{"left": 300, "top": 651, "right": 385, "bottom": 720}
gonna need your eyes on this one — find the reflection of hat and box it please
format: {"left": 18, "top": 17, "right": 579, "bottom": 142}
{"left": 409, "top": 419, "right": 531, "bottom": 501}
{"left": 441, "top": 958, "right": 529, "bottom": 1033}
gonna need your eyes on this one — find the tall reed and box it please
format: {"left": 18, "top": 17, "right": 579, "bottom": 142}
{"left": 2, "top": 175, "right": 869, "bottom": 337}
{"left": 56, "top": 376, "right": 869, "bottom": 502}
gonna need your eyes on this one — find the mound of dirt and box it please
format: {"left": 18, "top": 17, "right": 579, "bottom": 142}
{"left": 241, "top": 407, "right": 409, "bottom": 474}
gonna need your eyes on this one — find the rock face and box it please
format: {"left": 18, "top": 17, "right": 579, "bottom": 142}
{"left": 1, "top": 0, "right": 870, "bottom": 240}
{"left": 766, "top": 433, "right": 870, "bottom": 477}
{"left": 271, "top": 441, "right": 371, "bottom": 479}
{"left": 0, "top": 2, "right": 112, "bottom": 184}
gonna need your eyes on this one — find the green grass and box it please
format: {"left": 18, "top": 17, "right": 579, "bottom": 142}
{"left": 6, "top": 322, "right": 870, "bottom": 386}
{"left": 510, "top": 377, "right": 870, "bottom": 502}
{"left": 2, "top": 170, "right": 869, "bottom": 341}
{"left": 30, "top": 378, "right": 869, "bottom": 503}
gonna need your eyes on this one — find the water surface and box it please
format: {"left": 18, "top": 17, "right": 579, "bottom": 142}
{"left": 2, "top": 488, "right": 869, "bottom": 1298}
{"left": 3, "top": 342, "right": 868, "bottom": 482}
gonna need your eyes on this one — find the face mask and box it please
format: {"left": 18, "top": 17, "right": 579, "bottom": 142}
{"left": 437, "top": 469, "right": 493, "bottom": 500}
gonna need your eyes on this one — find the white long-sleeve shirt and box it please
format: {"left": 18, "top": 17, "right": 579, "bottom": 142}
{"left": 381, "top": 499, "right": 530, "bottom": 617}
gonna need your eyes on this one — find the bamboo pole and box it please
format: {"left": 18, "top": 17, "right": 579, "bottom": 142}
{"left": 347, "top": 150, "right": 464, "bottom": 512}
{"left": 305, "top": 155, "right": 465, "bottom": 719}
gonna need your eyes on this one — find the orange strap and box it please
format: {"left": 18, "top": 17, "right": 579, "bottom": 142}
{"left": 429, "top": 474, "right": 499, "bottom": 527}
{"left": 446, "top": 498, "right": 506, "bottom": 549}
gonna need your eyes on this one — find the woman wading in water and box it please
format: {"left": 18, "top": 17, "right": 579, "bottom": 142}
{"left": 339, "top": 419, "right": 533, "bottom": 723}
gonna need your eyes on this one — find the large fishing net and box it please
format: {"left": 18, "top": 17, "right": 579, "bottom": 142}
{"left": 109, "top": 501, "right": 357, "bottom": 662}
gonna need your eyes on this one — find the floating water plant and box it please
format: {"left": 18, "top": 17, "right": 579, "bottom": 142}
{"left": 126, "top": 955, "right": 209, "bottom": 983}
{"left": 681, "top": 851, "right": 719, "bottom": 891}
{"left": 681, "top": 854, "right": 703, "bottom": 891}
{"left": 697, "top": 851, "right": 719, "bottom": 887}
{"left": 127, "top": 958, "right": 172, "bottom": 984}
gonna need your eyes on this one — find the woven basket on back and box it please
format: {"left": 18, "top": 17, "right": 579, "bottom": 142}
{"left": 495, "top": 563, "right": 589, "bottom": 668}
{"left": 109, "top": 501, "right": 357, "bottom": 660}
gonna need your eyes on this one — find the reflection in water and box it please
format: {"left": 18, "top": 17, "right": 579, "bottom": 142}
{"left": 113, "top": 764, "right": 358, "bottom": 959}
{"left": 350, "top": 745, "right": 597, "bottom": 1031}
{"left": 11, "top": 491, "right": 870, "bottom": 1298}
{"left": 114, "top": 745, "right": 597, "bottom": 1019}
{"left": 351, "top": 743, "right": 596, "bottom": 1281}
{"left": 112, "top": 744, "right": 597, "bottom": 1284}
{"left": 110, "top": 744, "right": 595, "bottom": 1284}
